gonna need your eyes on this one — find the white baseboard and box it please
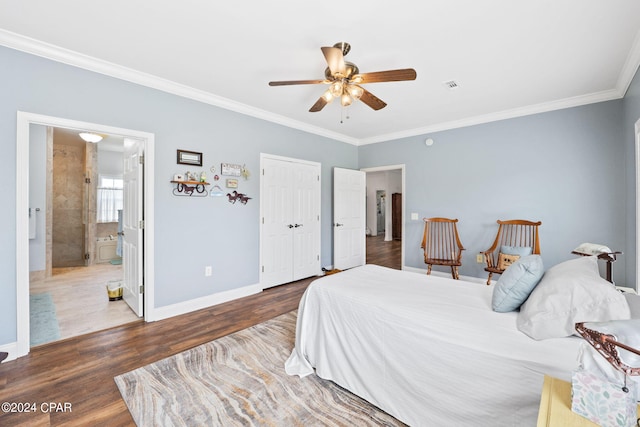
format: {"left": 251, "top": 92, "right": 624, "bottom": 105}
{"left": 149, "top": 283, "right": 262, "bottom": 322}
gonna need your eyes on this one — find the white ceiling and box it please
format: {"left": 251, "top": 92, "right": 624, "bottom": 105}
{"left": 2, "top": 1, "right": 640, "bottom": 145}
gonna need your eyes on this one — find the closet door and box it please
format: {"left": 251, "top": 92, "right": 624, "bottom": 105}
{"left": 261, "top": 158, "right": 294, "bottom": 287}
{"left": 261, "top": 156, "right": 321, "bottom": 288}
{"left": 291, "top": 162, "right": 320, "bottom": 280}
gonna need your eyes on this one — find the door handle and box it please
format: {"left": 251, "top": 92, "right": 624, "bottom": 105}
{"left": 294, "top": 224, "right": 303, "bottom": 228}
{"left": 335, "top": 223, "right": 344, "bottom": 227}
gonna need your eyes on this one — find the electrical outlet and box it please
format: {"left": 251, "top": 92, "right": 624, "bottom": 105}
{"left": 476, "top": 253, "right": 484, "bottom": 263}
{"left": 205, "top": 266, "right": 212, "bottom": 276}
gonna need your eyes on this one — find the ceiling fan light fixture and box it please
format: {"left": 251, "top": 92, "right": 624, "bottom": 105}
{"left": 329, "top": 80, "right": 344, "bottom": 98}
{"left": 322, "top": 90, "right": 334, "bottom": 102}
{"left": 340, "top": 92, "right": 352, "bottom": 107}
{"left": 79, "top": 132, "right": 103, "bottom": 143}
{"left": 348, "top": 85, "right": 364, "bottom": 100}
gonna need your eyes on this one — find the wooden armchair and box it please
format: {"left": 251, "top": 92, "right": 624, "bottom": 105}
{"left": 482, "top": 219, "right": 541, "bottom": 285}
{"left": 421, "top": 217, "right": 465, "bottom": 279}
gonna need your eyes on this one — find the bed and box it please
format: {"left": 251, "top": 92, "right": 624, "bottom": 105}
{"left": 285, "top": 262, "right": 630, "bottom": 426}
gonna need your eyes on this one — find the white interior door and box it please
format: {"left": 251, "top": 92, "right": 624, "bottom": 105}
{"left": 261, "top": 158, "right": 294, "bottom": 287}
{"left": 292, "top": 162, "right": 320, "bottom": 280}
{"left": 122, "top": 137, "right": 143, "bottom": 316}
{"left": 333, "top": 167, "right": 366, "bottom": 270}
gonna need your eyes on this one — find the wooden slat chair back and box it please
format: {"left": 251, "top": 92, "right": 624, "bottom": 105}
{"left": 421, "top": 217, "right": 465, "bottom": 279}
{"left": 482, "top": 219, "right": 541, "bottom": 285}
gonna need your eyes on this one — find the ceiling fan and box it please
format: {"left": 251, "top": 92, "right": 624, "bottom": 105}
{"left": 268, "top": 42, "right": 417, "bottom": 112}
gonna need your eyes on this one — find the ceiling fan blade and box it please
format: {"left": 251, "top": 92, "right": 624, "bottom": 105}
{"left": 269, "top": 79, "right": 327, "bottom": 86}
{"left": 309, "top": 96, "right": 329, "bottom": 112}
{"left": 359, "top": 88, "right": 387, "bottom": 111}
{"left": 355, "top": 68, "right": 417, "bottom": 84}
{"left": 321, "top": 46, "right": 346, "bottom": 76}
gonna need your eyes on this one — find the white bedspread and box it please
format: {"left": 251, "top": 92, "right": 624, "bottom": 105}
{"left": 285, "top": 264, "right": 582, "bottom": 426}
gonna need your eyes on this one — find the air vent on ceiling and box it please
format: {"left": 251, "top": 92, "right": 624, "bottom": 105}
{"left": 443, "top": 80, "right": 460, "bottom": 90}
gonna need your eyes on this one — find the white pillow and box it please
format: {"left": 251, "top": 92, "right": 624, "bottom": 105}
{"left": 625, "top": 293, "right": 640, "bottom": 319}
{"left": 516, "top": 256, "right": 630, "bottom": 340}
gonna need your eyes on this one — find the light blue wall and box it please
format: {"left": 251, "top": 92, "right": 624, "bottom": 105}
{"left": 623, "top": 65, "right": 640, "bottom": 288}
{"left": 0, "top": 46, "right": 357, "bottom": 345}
{"left": 359, "top": 101, "right": 627, "bottom": 283}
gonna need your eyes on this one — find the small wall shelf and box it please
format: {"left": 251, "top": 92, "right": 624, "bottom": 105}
{"left": 171, "top": 180, "right": 210, "bottom": 197}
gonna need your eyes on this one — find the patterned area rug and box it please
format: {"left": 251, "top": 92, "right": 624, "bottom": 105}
{"left": 115, "top": 311, "right": 404, "bottom": 426}
{"left": 30, "top": 292, "right": 60, "bottom": 346}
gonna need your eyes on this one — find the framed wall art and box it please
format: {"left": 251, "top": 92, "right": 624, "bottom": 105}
{"left": 226, "top": 178, "right": 238, "bottom": 188}
{"left": 177, "top": 150, "right": 203, "bottom": 166}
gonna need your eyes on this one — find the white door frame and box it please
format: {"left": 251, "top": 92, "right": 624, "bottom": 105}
{"left": 635, "top": 117, "right": 640, "bottom": 292}
{"left": 361, "top": 164, "right": 406, "bottom": 269}
{"left": 15, "top": 111, "right": 155, "bottom": 358}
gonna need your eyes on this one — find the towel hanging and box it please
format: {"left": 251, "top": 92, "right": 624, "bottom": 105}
{"left": 29, "top": 207, "right": 39, "bottom": 239}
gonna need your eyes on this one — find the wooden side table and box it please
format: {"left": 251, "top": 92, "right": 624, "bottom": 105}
{"left": 537, "top": 375, "right": 640, "bottom": 426}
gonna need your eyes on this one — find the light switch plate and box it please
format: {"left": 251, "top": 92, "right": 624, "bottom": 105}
{"left": 411, "top": 213, "right": 419, "bottom": 220}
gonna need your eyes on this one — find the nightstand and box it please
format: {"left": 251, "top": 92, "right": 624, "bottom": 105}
{"left": 537, "top": 375, "right": 640, "bottom": 426}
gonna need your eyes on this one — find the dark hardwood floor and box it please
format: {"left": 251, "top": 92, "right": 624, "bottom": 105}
{"left": 0, "top": 238, "right": 401, "bottom": 426}
{"left": 366, "top": 234, "right": 402, "bottom": 270}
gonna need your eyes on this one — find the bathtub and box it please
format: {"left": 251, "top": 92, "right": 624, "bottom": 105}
{"left": 96, "top": 236, "right": 121, "bottom": 263}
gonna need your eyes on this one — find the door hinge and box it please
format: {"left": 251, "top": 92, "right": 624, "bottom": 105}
{"left": 85, "top": 177, "right": 91, "bottom": 184}
{"left": 262, "top": 266, "right": 264, "bottom": 273}
{"left": 84, "top": 253, "right": 90, "bottom": 260}
{"left": 139, "top": 220, "right": 145, "bottom": 229}
{"left": 139, "top": 155, "right": 145, "bottom": 165}
{"left": 139, "top": 285, "right": 144, "bottom": 294}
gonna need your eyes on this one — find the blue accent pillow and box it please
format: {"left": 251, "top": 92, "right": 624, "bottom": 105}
{"left": 492, "top": 255, "right": 544, "bottom": 312}
{"left": 500, "top": 245, "right": 533, "bottom": 257}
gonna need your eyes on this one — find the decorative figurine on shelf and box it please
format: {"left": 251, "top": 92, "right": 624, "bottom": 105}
{"left": 185, "top": 171, "right": 197, "bottom": 182}
{"left": 200, "top": 171, "right": 207, "bottom": 182}
{"left": 241, "top": 164, "right": 250, "bottom": 180}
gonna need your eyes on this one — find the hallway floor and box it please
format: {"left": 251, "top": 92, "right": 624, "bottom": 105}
{"left": 30, "top": 263, "right": 141, "bottom": 343}
{"left": 366, "top": 234, "right": 402, "bottom": 269}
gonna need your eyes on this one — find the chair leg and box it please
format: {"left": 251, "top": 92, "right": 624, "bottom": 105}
{"left": 451, "top": 267, "right": 459, "bottom": 280}
{"left": 427, "top": 265, "right": 432, "bottom": 275}
{"left": 486, "top": 272, "right": 493, "bottom": 286}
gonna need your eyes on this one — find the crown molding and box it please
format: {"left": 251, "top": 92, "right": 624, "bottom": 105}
{"left": 357, "top": 88, "right": 626, "bottom": 145}
{"left": 359, "top": 30, "right": 640, "bottom": 146}
{"left": 2, "top": 28, "right": 639, "bottom": 148}
{"left": 0, "top": 29, "right": 359, "bottom": 145}
{"left": 617, "top": 29, "right": 640, "bottom": 96}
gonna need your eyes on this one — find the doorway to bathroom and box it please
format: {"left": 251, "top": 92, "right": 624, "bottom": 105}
{"left": 16, "top": 112, "right": 155, "bottom": 357}
{"left": 28, "top": 126, "right": 138, "bottom": 345}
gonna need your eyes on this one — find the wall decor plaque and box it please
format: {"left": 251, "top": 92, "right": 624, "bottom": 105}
{"left": 221, "top": 163, "right": 242, "bottom": 176}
